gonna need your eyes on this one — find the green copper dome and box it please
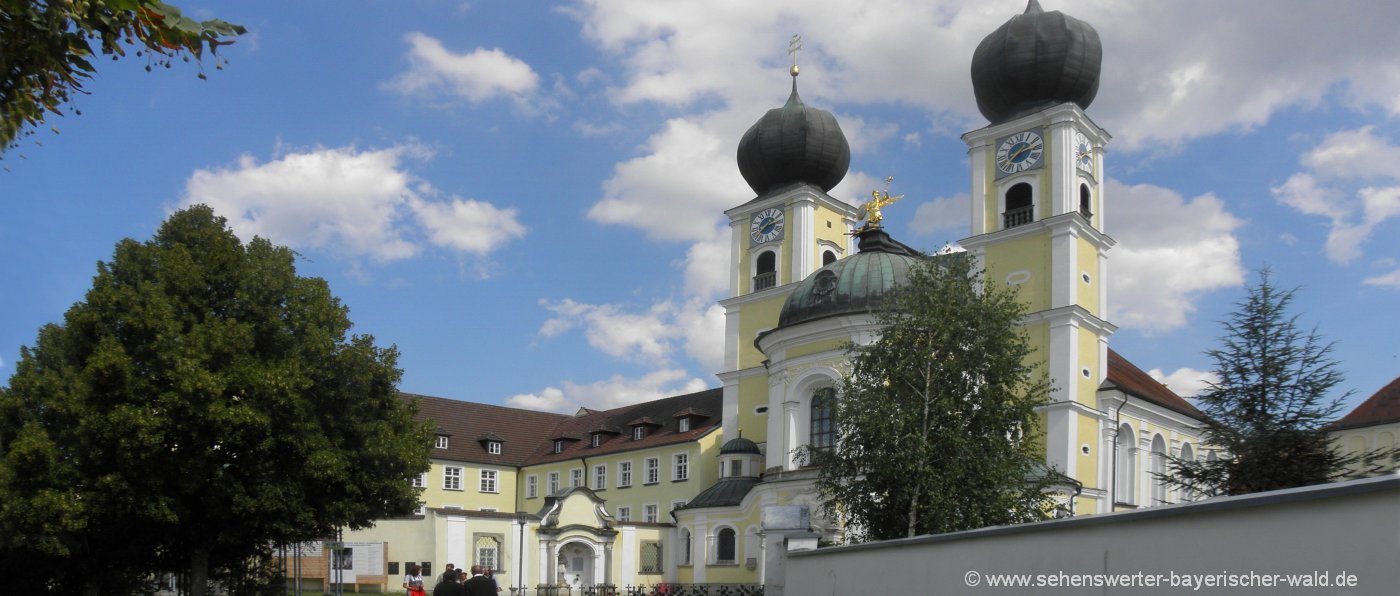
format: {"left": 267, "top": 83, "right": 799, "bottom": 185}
{"left": 775, "top": 229, "right": 923, "bottom": 330}
{"left": 720, "top": 437, "right": 761, "bottom": 455}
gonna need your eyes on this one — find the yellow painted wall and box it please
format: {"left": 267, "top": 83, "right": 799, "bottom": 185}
{"left": 419, "top": 460, "right": 517, "bottom": 512}
{"left": 1076, "top": 330, "right": 1100, "bottom": 409}
{"left": 1075, "top": 236, "right": 1100, "bottom": 316}
{"left": 1075, "top": 411, "right": 1100, "bottom": 490}
{"left": 785, "top": 337, "right": 846, "bottom": 360}
{"left": 984, "top": 234, "right": 1049, "bottom": 312}
{"left": 738, "top": 296, "right": 785, "bottom": 369}
{"left": 737, "top": 374, "right": 770, "bottom": 444}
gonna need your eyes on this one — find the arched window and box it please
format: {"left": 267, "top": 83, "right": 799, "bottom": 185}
{"left": 810, "top": 387, "right": 835, "bottom": 453}
{"left": 1178, "top": 443, "right": 1195, "bottom": 501}
{"left": 716, "top": 528, "right": 737, "bottom": 564}
{"left": 822, "top": 250, "right": 837, "bottom": 266}
{"left": 754, "top": 250, "right": 777, "bottom": 291}
{"left": 1114, "top": 424, "right": 1135, "bottom": 505}
{"left": 679, "top": 528, "right": 692, "bottom": 565}
{"left": 1003, "top": 183, "right": 1033, "bottom": 228}
{"left": 1079, "top": 183, "right": 1093, "bottom": 219}
{"left": 1150, "top": 434, "right": 1168, "bottom": 505}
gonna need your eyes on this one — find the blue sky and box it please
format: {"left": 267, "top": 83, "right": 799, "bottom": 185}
{"left": 3, "top": 0, "right": 1398, "bottom": 416}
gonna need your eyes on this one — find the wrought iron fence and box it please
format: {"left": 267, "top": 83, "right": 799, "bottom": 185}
{"left": 511, "top": 584, "right": 763, "bottom": 596}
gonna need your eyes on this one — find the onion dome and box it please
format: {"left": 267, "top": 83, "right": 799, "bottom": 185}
{"left": 775, "top": 228, "right": 923, "bottom": 330}
{"left": 720, "top": 437, "right": 762, "bottom": 455}
{"left": 736, "top": 70, "right": 850, "bottom": 195}
{"left": 971, "top": 0, "right": 1102, "bottom": 124}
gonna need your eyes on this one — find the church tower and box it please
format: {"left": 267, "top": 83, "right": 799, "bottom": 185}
{"left": 718, "top": 51, "right": 860, "bottom": 451}
{"left": 959, "top": 0, "right": 1116, "bottom": 512}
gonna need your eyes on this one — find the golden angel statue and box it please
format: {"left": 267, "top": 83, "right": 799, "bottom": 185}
{"left": 859, "top": 176, "right": 903, "bottom": 229}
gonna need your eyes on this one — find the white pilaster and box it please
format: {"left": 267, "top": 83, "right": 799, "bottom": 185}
{"left": 789, "top": 196, "right": 815, "bottom": 283}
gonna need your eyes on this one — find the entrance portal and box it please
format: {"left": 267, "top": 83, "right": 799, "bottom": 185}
{"left": 557, "top": 542, "right": 595, "bottom": 588}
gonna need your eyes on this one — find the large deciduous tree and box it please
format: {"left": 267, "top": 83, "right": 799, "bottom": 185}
{"left": 1, "top": 0, "right": 245, "bottom": 153}
{"left": 1167, "top": 269, "right": 1385, "bottom": 497}
{"left": 0, "top": 205, "right": 432, "bottom": 595}
{"left": 804, "top": 255, "right": 1055, "bottom": 542}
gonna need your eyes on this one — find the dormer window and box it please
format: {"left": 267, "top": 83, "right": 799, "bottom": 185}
{"left": 487, "top": 441, "right": 502, "bottom": 455}
{"left": 554, "top": 440, "right": 565, "bottom": 454}
{"left": 633, "top": 427, "right": 646, "bottom": 441}
{"left": 591, "top": 434, "right": 603, "bottom": 448}
{"left": 435, "top": 435, "right": 449, "bottom": 449}
{"left": 678, "top": 418, "right": 690, "bottom": 432}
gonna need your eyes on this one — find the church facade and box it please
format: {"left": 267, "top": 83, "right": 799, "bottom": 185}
{"left": 294, "top": 2, "right": 1218, "bottom": 592}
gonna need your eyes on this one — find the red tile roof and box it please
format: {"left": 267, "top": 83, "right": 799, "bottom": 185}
{"left": 406, "top": 393, "right": 571, "bottom": 467}
{"left": 524, "top": 388, "right": 722, "bottom": 466}
{"left": 1104, "top": 349, "right": 1207, "bottom": 421}
{"left": 403, "top": 388, "right": 723, "bottom": 468}
{"left": 1329, "top": 375, "right": 1400, "bottom": 431}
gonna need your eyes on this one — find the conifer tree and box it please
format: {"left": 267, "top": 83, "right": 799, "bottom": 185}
{"left": 803, "top": 255, "right": 1055, "bottom": 541}
{"left": 1167, "top": 269, "right": 1375, "bottom": 497}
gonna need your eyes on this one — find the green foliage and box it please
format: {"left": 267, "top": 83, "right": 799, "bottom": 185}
{"left": 0, "top": 0, "right": 246, "bottom": 153}
{"left": 802, "top": 254, "right": 1055, "bottom": 541}
{"left": 0, "top": 205, "right": 432, "bottom": 594}
{"left": 1166, "top": 269, "right": 1387, "bottom": 497}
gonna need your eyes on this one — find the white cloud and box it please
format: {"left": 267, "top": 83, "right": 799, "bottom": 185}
{"left": 681, "top": 227, "right": 731, "bottom": 298}
{"left": 388, "top": 32, "right": 539, "bottom": 103}
{"left": 182, "top": 145, "right": 427, "bottom": 261}
{"left": 537, "top": 294, "right": 725, "bottom": 374}
{"left": 1363, "top": 268, "right": 1400, "bottom": 288}
{"left": 1274, "top": 128, "right": 1400, "bottom": 264}
{"left": 1108, "top": 179, "right": 1245, "bottom": 333}
{"left": 506, "top": 369, "right": 710, "bottom": 413}
{"left": 589, "top": 116, "right": 751, "bottom": 243}
{"left": 909, "top": 193, "right": 969, "bottom": 239}
{"left": 410, "top": 197, "right": 527, "bottom": 256}
{"left": 181, "top": 144, "right": 526, "bottom": 262}
{"left": 1147, "top": 367, "right": 1217, "bottom": 399}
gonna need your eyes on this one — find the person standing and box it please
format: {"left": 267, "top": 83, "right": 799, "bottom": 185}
{"left": 433, "top": 567, "right": 463, "bottom": 596}
{"left": 403, "top": 563, "right": 426, "bottom": 596}
{"left": 462, "top": 565, "right": 496, "bottom": 596}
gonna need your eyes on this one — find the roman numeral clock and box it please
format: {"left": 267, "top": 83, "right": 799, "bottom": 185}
{"left": 995, "top": 128, "right": 1045, "bottom": 177}
{"left": 750, "top": 207, "right": 785, "bottom": 244}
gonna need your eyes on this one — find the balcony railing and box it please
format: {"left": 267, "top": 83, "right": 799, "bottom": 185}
{"left": 752, "top": 271, "right": 776, "bottom": 291}
{"left": 1002, "top": 205, "right": 1033, "bottom": 229}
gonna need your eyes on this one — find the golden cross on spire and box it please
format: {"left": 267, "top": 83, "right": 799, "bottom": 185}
{"left": 788, "top": 34, "right": 803, "bottom": 76}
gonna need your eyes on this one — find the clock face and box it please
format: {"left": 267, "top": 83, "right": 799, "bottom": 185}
{"left": 995, "top": 130, "right": 1044, "bottom": 175}
{"left": 750, "top": 207, "right": 784, "bottom": 244}
{"left": 1074, "top": 131, "right": 1094, "bottom": 174}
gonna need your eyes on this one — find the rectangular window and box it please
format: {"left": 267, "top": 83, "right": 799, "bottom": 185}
{"left": 730, "top": 460, "right": 742, "bottom": 478}
{"left": 444, "top": 467, "right": 462, "bottom": 491}
{"left": 643, "top": 503, "right": 658, "bottom": 523}
{"left": 591, "top": 434, "right": 602, "bottom": 447}
{"left": 435, "top": 435, "right": 449, "bottom": 449}
{"left": 412, "top": 472, "right": 426, "bottom": 488}
{"left": 673, "top": 453, "right": 689, "bottom": 481}
{"left": 679, "top": 418, "right": 690, "bottom": 432}
{"left": 479, "top": 469, "right": 498, "bottom": 493}
{"left": 388, "top": 562, "right": 400, "bottom": 576}
{"left": 616, "top": 506, "right": 631, "bottom": 521}
{"left": 570, "top": 468, "right": 583, "bottom": 488}
{"left": 526, "top": 475, "right": 538, "bottom": 498}
{"left": 594, "top": 464, "right": 607, "bottom": 490}
{"left": 618, "top": 461, "right": 633, "bottom": 487}
{"left": 487, "top": 441, "right": 501, "bottom": 455}
{"left": 640, "top": 542, "right": 662, "bottom": 574}
{"left": 421, "top": 562, "right": 433, "bottom": 577}
{"left": 672, "top": 500, "right": 686, "bottom": 513}
{"left": 633, "top": 427, "right": 646, "bottom": 440}
{"left": 553, "top": 440, "right": 564, "bottom": 454}
{"left": 475, "top": 535, "right": 501, "bottom": 572}
{"left": 416, "top": 502, "right": 426, "bottom": 516}
{"left": 548, "top": 471, "right": 560, "bottom": 495}
{"left": 644, "top": 457, "right": 660, "bottom": 484}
